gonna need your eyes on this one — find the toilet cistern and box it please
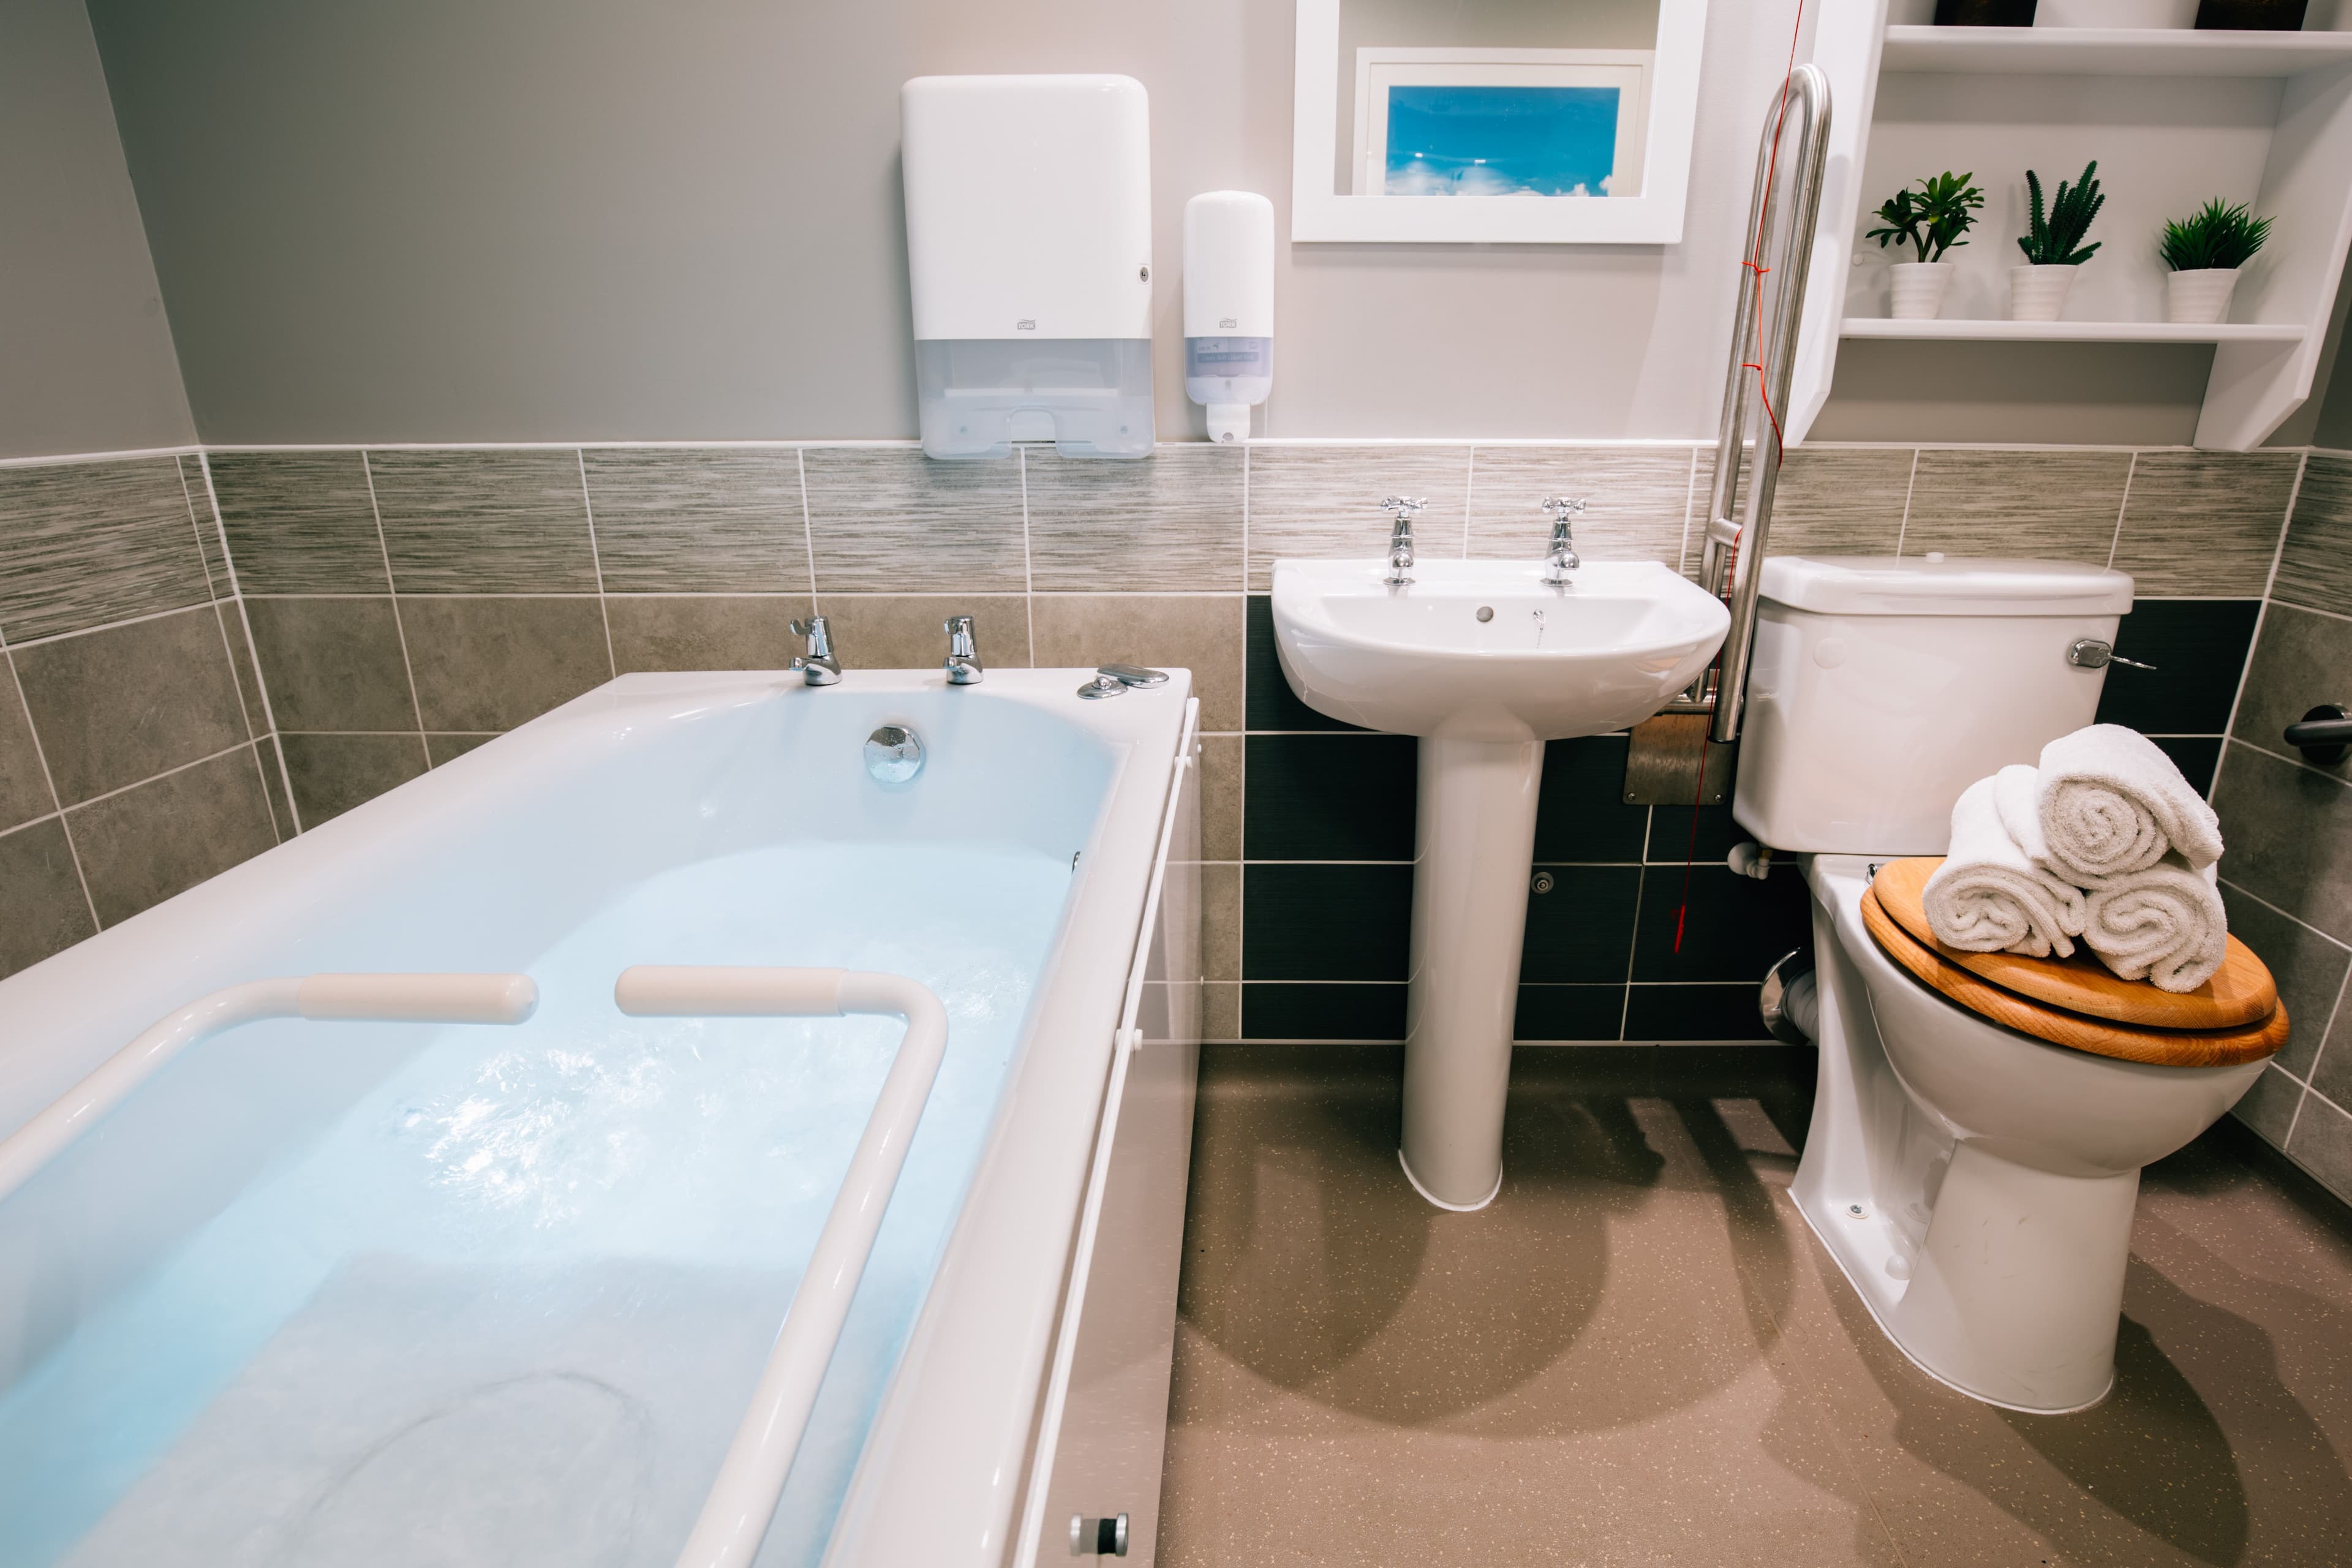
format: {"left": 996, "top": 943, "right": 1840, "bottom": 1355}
{"left": 1273, "top": 514, "right": 1729, "bottom": 1210}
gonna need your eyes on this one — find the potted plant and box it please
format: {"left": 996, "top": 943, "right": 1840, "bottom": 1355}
{"left": 2012, "top": 161, "right": 2103, "bottom": 321}
{"left": 1868, "top": 172, "right": 1985, "bottom": 320}
{"left": 2159, "top": 198, "right": 2271, "bottom": 323}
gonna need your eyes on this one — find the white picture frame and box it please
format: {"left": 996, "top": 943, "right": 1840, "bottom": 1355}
{"left": 1292, "top": 0, "right": 1710, "bottom": 244}
{"left": 1351, "top": 48, "right": 1652, "bottom": 202}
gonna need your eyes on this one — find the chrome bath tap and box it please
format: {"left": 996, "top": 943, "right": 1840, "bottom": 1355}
{"left": 1382, "top": 496, "right": 1426, "bottom": 586}
{"left": 1540, "top": 496, "right": 1586, "bottom": 585}
{"left": 944, "top": 614, "right": 984, "bottom": 685}
{"left": 790, "top": 616, "right": 840, "bottom": 685}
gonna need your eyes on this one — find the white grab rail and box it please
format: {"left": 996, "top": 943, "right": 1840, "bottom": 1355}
{"left": 613, "top": 965, "right": 950, "bottom": 1568}
{"left": 0, "top": 973, "right": 540, "bottom": 1206}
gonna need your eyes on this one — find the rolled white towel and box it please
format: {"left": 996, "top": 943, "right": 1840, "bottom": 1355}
{"left": 2036, "top": 724, "right": 2223, "bottom": 880}
{"left": 2082, "top": 854, "right": 2228, "bottom": 993}
{"left": 1923, "top": 775, "right": 2088, "bottom": 959}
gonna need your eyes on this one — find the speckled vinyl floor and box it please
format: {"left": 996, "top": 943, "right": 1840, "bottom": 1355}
{"left": 1155, "top": 1045, "right": 2352, "bottom": 1568}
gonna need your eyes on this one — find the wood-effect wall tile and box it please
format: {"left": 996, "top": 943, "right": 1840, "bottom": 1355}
{"left": 1739, "top": 446, "right": 1913, "bottom": 564}
{"left": 369, "top": 450, "right": 598, "bottom": 594}
{"left": 0, "top": 458, "right": 213, "bottom": 643}
{"left": 1246, "top": 446, "right": 1471, "bottom": 590}
{"left": 1901, "top": 449, "right": 2130, "bottom": 567}
{"left": 209, "top": 450, "right": 389, "bottom": 595}
{"left": 1469, "top": 447, "right": 1692, "bottom": 568}
{"left": 582, "top": 448, "right": 811, "bottom": 594}
{"left": 802, "top": 447, "right": 1025, "bottom": 593}
{"left": 2275, "top": 454, "right": 2352, "bottom": 615}
{"left": 1026, "top": 445, "right": 1244, "bottom": 592}
{"left": 2112, "top": 450, "right": 2299, "bottom": 597}
{"left": 178, "top": 456, "right": 234, "bottom": 600}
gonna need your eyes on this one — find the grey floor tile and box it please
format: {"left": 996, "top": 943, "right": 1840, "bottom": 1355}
{"left": 582, "top": 448, "right": 811, "bottom": 594}
{"left": 0, "top": 458, "right": 214, "bottom": 643}
{"left": 209, "top": 450, "right": 390, "bottom": 595}
{"left": 2233, "top": 603, "right": 2352, "bottom": 785}
{"left": 398, "top": 597, "right": 614, "bottom": 732}
{"left": 1197, "top": 733, "right": 1240, "bottom": 862}
{"left": 1025, "top": 444, "right": 1245, "bottom": 592}
{"left": 0, "top": 818, "right": 96, "bottom": 978}
{"left": 369, "top": 449, "right": 599, "bottom": 594}
{"left": 606, "top": 595, "right": 801, "bottom": 674}
{"left": 2276, "top": 454, "right": 2352, "bottom": 615}
{"left": 67, "top": 746, "right": 277, "bottom": 926}
{"left": 2212, "top": 742, "right": 2352, "bottom": 944}
{"left": 279, "top": 733, "right": 431, "bottom": 827}
{"left": 2113, "top": 450, "right": 2299, "bottom": 598}
{"left": 811, "top": 594, "right": 1029, "bottom": 673}
{"left": 0, "top": 656, "right": 57, "bottom": 832}
{"left": 425, "top": 733, "right": 499, "bottom": 767}
{"left": 1469, "top": 445, "right": 1692, "bottom": 567}
{"left": 12, "top": 606, "right": 250, "bottom": 805}
{"left": 243, "top": 597, "right": 418, "bottom": 733}
{"left": 801, "top": 447, "right": 1025, "bottom": 594}
{"left": 1902, "top": 448, "right": 2131, "bottom": 567}
{"left": 2231, "top": 1061, "right": 2307, "bottom": 1146}
{"left": 1031, "top": 595, "right": 1245, "bottom": 732}
{"left": 2220, "top": 880, "right": 2350, "bottom": 1080}
{"left": 1247, "top": 446, "right": 1472, "bottom": 590}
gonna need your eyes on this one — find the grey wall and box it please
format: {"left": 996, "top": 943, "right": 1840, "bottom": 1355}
{"left": 1, "top": 0, "right": 193, "bottom": 458}
{"left": 80, "top": 0, "right": 2223, "bottom": 448}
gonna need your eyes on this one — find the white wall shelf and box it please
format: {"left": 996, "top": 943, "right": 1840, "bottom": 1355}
{"left": 1841, "top": 318, "right": 2307, "bottom": 342}
{"left": 1785, "top": 4, "right": 2352, "bottom": 451}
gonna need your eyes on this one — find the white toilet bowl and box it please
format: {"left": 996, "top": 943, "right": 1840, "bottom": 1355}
{"left": 1790, "top": 856, "right": 2264, "bottom": 1414}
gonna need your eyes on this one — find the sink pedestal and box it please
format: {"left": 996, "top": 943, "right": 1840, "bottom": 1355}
{"left": 1398, "top": 729, "right": 1545, "bottom": 1210}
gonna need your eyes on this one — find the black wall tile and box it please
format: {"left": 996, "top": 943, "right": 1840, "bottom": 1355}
{"left": 12, "top": 607, "right": 250, "bottom": 805}
{"left": 1646, "top": 803, "right": 1743, "bottom": 865}
{"left": 1243, "top": 862, "right": 1412, "bottom": 981}
{"left": 2152, "top": 736, "right": 2222, "bottom": 797}
{"left": 1245, "top": 594, "right": 1360, "bottom": 731}
{"left": 0, "top": 819, "right": 96, "bottom": 978}
{"left": 1531, "top": 735, "right": 1647, "bottom": 862}
{"left": 281, "top": 733, "right": 431, "bottom": 826}
{"left": 2095, "top": 598, "right": 2260, "bottom": 736}
{"left": 1521, "top": 864, "right": 1640, "bottom": 982}
{"left": 1243, "top": 982, "right": 1407, "bottom": 1041}
{"left": 1625, "top": 984, "right": 1771, "bottom": 1042}
{"left": 1514, "top": 984, "right": 1626, "bottom": 1041}
{"left": 1630, "top": 864, "right": 1811, "bottom": 984}
{"left": 1244, "top": 733, "right": 1416, "bottom": 861}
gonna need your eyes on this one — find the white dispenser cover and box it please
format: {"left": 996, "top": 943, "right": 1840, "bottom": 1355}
{"left": 1732, "top": 556, "right": 2132, "bottom": 855}
{"left": 1182, "top": 190, "right": 1275, "bottom": 445}
{"left": 902, "top": 75, "right": 1154, "bottom": 459}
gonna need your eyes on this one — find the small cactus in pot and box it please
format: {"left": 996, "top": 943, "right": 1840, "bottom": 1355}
{"left": 2011, "top": 161, "right": 2104, "bottom": 321}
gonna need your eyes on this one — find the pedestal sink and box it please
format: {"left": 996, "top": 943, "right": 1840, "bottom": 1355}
{"left": 1272, "top": 557, "right": 1730, "bottom": 1210}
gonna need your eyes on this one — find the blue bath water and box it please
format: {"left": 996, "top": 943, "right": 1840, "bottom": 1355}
{"left": 0, "top": 842, "right": 1077, "bottom": 1568}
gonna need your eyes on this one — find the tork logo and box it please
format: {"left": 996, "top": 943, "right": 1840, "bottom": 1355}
{"left": 1016, "top": 318, "right": 1036, "bottom": 331}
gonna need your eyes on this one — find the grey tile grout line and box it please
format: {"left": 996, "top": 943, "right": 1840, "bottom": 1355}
{"left": 197, "top": 451, "right": 304, "bottom": 838}
{"left": 2269, "top": 597, "right": 2352, "bottom": 625}
{"left": 2103, "top": 451, "right": 2139, "bottom": 571}
{"left": 175, "top": 454, "right": 275, "bottom": 840}
{"left": 2211, "top": 448, "right": 2307, "bottom": 804}
{"left": 361, "top": 450, "right": 431, "bottom": 764}
{"left": 794, "top": 448, "right": 821, "bottom": 611}
{"left": 1018, "top": 447, "right": 1036, "bottom": 657}
{"left": 1458, "top": 445, "right": 1476, "bottom": 558}
{"left": 1676, "top": 445, "right": 1699, "bottom": 577}
{"left": 1892, "top": 447, "right": 1920, "bottom": 557}
{"left": 0, "top": 643, "right": 100, "bottom": 929}
{"left": 2233, "top": 734, "right": 2352, "bottom": 788}
{"left": 2219, "top": 874, "right": 2352, "bottom": 951}
{"left": 1616, "top": 842, "right": 1649, "bottom": 1041}
{"left": 1, "top": 599, "right": 225, "bottom": 652}
{"left": 575, "top": 449, "right": 619, "bottom": 680}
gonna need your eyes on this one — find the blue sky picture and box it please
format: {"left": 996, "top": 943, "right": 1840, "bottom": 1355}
{"left": 1384, "top": 85, "right": 1620, "bottom": 197}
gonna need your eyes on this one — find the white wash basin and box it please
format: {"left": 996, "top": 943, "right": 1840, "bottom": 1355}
{"left": 1270, "top": 557, "right": 1731, "bottom": 742}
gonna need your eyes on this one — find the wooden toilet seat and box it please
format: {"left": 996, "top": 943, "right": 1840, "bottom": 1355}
{"left": 1860, "top": 858, "right": 2286, "bottom": 1068}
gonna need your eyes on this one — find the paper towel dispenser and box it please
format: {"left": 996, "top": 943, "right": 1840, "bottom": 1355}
{"left": 900, "top": 74, "right": 1155, "bottom": 461}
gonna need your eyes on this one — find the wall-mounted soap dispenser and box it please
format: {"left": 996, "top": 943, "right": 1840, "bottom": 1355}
{"left": 900, "top": 75, "right": 1155, "bottom": 461}
{"left": 1183, "top": 192, "right": 1274, "bottom": 444}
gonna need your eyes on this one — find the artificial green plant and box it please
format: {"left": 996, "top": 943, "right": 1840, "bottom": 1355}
{"left": 2158, "top": 199, "right": 2271, "bottom": 272}
{"left": 2017, "top": 162, "right": 2105, "bottom": 267}
{"left": 1867, "top": 172, "right": 1985, "bottom": 263}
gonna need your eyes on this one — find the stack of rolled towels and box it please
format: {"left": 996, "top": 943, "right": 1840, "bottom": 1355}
{"left": 1922, "top": 724, "right": 2228, "bottom": 993}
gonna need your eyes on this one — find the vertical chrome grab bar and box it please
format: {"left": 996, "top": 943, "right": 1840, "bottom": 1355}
{"left": 1698, "top": 62, "right": 1832, "bottom": 744}
{"left": 0, "top": 973, "right": 539, "bottom": 1205}
{"left": 616, "top": 965, "right": 950, "bottom": 1568}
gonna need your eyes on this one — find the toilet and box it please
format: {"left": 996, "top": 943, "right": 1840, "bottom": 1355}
{"left": 1733, "top": 556, "right": 2270, "bottom": 1415}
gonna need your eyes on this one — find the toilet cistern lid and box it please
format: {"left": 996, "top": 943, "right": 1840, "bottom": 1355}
{"left": 1759, "top": 556, "right": 2135, "bottom": 617}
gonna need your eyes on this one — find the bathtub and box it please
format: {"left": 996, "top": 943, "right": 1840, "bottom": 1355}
{"left": 0, "top": 667, "right": 1203, "bottom": 1568}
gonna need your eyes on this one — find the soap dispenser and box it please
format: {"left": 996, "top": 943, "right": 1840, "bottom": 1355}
{"left": 1182, "top": 191, "right": 1275, "bottom": 443}
{"left": 900, "top": 75, "right": 1155, "bottom": 460}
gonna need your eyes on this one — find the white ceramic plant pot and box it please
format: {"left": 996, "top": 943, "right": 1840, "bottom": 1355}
{"left": 2166, "top": 268, "right": 2241, "bottom": 326}
{"left": 2010, "top": 264, "right": 2081, "bottom": 322}
{"left": 2034, "top": 0, "right": 2198, "bottom": 24}
{"left": 1890, "top": 261, "right": 1956, "bottom": 320}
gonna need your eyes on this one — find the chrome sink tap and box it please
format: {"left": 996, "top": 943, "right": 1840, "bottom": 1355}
{"left": 1382, "top": 496, "right": 1426, "bottom": 586}
{"left": 1540, "top": 496, "right": 1587, "bottom": 586}
{"left": 943, "top": 614, "right": 984, "bottom": 685}
{"left": 790, "top": 615, "right": 840, "bottom": 685}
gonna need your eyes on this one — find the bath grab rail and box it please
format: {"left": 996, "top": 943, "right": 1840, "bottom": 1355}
{"left": 0, "top": 974, "right": 540, "bottom": 1205}
{"left": 1692, "top": 61, "right": 1831, "bottom": 744}
{"left": 612, "top": 965, "right": 950, "bottom": 1568}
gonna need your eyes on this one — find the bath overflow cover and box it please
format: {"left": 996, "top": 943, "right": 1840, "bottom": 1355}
{"left": 865, "top": 725, "right": 924, "bottom": 783}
